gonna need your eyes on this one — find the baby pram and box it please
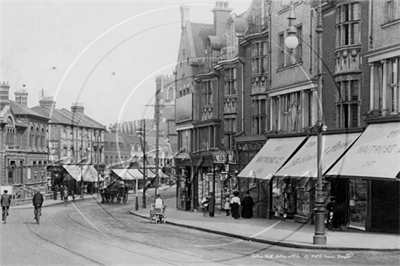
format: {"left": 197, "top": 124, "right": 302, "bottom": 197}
{"left": 150, "top": 203, "right": 166, "bottom": 224}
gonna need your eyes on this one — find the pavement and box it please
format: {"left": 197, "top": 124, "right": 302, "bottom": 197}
{"left": 10, "top": 187, "right": 400, "bottom": 251}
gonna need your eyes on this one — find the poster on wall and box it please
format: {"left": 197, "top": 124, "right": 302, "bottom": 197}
{"left": 48, "top": 141, "right": 60, "bottom": 162}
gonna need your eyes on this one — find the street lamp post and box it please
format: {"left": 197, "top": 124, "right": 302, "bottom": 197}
{"left": 285, "top": 0, "right": 326, "bottom": 245}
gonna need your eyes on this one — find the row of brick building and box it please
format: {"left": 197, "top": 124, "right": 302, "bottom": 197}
{"left": 170, "top": 0, "right": 399, "bottom": 234}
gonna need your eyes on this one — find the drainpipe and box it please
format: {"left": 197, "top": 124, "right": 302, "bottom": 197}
{"left": 241, "top": 62, "right": 245, "bottom": 131}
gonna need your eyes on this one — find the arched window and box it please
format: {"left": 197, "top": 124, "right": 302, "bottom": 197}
{"left": 167, "top": 87, "right": 174, "bottom": 102}
{"left": 30, "top": 126, "right": 35, "bottom": 149}
{"left": 35, "top": 126, "right": 40, "bottom": 149}
{"left": 41, "top": 128, "right": 45, "bottom": 149}
{"left": 6, "top": 117, "right": 15, "bottom": 147}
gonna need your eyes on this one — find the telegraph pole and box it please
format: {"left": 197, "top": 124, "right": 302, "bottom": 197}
{"left": 80, "top": 126, "right": 84, "bottom": 198}
{"left": 154, "top": 88, "right": 160, "bottom": 199}
{"left": 142, "top": 119, "right": 146, "bottom": 208}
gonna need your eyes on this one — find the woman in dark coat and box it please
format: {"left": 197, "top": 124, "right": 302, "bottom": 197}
{"left": 208, "top": 192, "right": 215, "bottom": 217}
{"left": 241, "top": 192, "right": 254, "bottom": 218}
{"left": 231, "top": 191, "right": 241, "bottom": 219}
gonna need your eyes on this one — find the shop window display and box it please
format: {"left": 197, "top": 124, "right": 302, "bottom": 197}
{"left": 198, "top": 172, "right": 211, "bottom": 206}
{"left": 349, "top": 179, "right": 367, "bottom": 230}
{"left": 273, "top": 178, "right": 296, "bottom": 218}
{"left": 296, "top": 177, "right": 312, "bottom": 217}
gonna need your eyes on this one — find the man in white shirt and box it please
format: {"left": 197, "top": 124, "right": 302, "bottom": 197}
{"left": 154, "top": 194, "right": 164, "bottom": 208}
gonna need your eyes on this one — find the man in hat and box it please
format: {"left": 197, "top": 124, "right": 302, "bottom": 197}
{"left": 1, "top": 190, "right": 11, "bottom": 221}
{"left": 326, "top": 196, "right": 338, "bottom": 228}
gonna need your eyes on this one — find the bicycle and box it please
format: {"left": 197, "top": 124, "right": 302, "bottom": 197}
{"left": 34, "top": 204, "right": 41, "bottom": 224}
{"left": 2, "top": 207, "right": 9, "bottom": 224}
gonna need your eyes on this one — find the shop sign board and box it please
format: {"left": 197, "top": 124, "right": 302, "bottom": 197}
{"left": 276, "top": 133, "right": 361, "bottom": 178}
{"left": 238, "top": 137, "right": 306, "bottom": 180}
{"left": 327, "top": 122, "right": 400, "bottom": 179}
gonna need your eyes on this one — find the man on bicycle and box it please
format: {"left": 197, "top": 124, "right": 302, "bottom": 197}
{"left": 32, "top": 189, "right": 44, "bottom": 219}
{"left": 1, "top": 190, "right": 11, "bottom": 222}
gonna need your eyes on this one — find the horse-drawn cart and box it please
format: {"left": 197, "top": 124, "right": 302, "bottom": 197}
{"left": 100, "top": 180, "right": 128, "bottom": 203}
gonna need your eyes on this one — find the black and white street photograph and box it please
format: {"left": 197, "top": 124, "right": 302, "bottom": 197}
{"left": 1, "top": 0, "right": 399, "bottom": 265}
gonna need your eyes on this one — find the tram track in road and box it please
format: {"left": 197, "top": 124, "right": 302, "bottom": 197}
{"left": 56, "top": 201, "right": 300, "bottom": 266}
{"left": 25, "top": 213, "right": 106, "bottom": 266}
{"left": 50, "top": 205, "right": 194, "bottom": 266}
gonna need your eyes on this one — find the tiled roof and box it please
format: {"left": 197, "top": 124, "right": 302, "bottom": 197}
{"left": 9, "top": 101, "right": 49, "bottom": 120}
{"left": 31, "top": 106, "right": 106, "bottom": 129}
{"left": 31, "top": 106, "right": 73, "bottom": 125}
{"left": 60, "top": 108, "right": 105, "bottom": 129}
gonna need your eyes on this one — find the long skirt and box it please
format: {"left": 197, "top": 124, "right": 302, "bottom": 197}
{"left": 231, "top": 203, "right": 240, "bottom": 219}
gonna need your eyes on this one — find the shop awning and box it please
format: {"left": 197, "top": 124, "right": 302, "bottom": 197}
{"left": 275, "top": 133, "right": 361, "bottom": 178}
{"left": 62, "top": 165, "right": 82, "bottom": 181}
{"left": 238, "top": 137, "right": 306, "bottom": 180}
{"left": 327, "top": 122, "right": 400, "bottom": 180}
{"left": 147, "top": 169, "right": 169, "bottom": 178}
{"left": 82, "top": 165, "right": 104, "bottom": 182}
{"left": 111, "top": 169, "right": 143, "bottom": 180}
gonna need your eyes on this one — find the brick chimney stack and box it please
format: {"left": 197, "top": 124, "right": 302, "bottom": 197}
{"left": 212, "top": 1, "right": 232, "bottom": 37}
{"left": 15, "top": 84, "right": 29, "bottom": 106}
{"left": 181, "top": 5, "right": 190, "bottom": 30}
{"left": 39, "top": 96, "right": 56, "bottom": 109}
{"left": 71, "top": 103, "right": 84, "bottom": 114}
{"left": 0, "top": 82, "right": 10, "bottom": 110}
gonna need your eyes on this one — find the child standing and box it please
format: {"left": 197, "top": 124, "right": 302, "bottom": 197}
{"left": 224, "top": 197, "right": 231, "bottom": 216}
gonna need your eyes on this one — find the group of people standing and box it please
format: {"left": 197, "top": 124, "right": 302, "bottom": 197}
{"left": 202, "top": 191, "right": 254, "bottom": 219}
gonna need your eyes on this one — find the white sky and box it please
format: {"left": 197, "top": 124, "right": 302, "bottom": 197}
{"left": 1, "top": 0, "right": 251, "bottom": 127}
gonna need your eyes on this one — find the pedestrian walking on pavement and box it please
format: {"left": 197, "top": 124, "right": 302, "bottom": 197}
{"left": 208, "top": 192, "right": 215, "bottom": 217}
{"left": 63, "top": 189, "right": 69, "bottom": 206}
{"left": 231, "top": 191, "right": 241, "bottom": 219}
{"left": 1, "top": 190, "right": 11, "bottom": 222}
{"left": 241, "top": 192, "right": 254, "bottom": 218}
{"left": 59, "top": 185, "right": 64, "bottom": 201}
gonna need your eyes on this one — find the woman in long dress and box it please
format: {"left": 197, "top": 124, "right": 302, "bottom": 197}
{"left": 241, "top": 192, "right": 254, "bottom": 218}
{"left": 231, "top": 191, "right": 241, "bottom": 219}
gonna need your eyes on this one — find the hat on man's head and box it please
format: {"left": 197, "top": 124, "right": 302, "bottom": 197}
{"left": 3, "top": 190, "right": 8, "bottom": 193}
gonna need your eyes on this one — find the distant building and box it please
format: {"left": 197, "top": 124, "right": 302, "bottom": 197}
{"left": 32, "top": 99, "right": 107, "bottom": 194}
{"left": 0, "top": 83, "right": 49, "bottom": 197}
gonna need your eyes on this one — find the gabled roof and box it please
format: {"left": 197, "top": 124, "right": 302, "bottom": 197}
{"left": 9, "top": 101, "right": 49, "bottom": 121}
{"left": 189, "top": 22, "right": 214, "bottom": 59}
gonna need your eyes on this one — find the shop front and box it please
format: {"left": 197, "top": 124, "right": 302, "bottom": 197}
{"left": 192, "top": 151, "right": 213, "bottom": 211}
{"left": 274, "top": 132, "right": 361, "bottom": 223}
{"left": 174, "top": 152, "right": 192, "bottom": 211}
{"left": 327, "top": 122, "right": 400, "bottom": 234}
{"left": 238, "top": 136, "right": 306, "bottom": 219}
